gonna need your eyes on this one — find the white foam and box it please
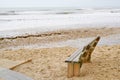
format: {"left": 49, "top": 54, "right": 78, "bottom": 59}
{"left": 0, "top": 9, "right": 120, "bottom": 37}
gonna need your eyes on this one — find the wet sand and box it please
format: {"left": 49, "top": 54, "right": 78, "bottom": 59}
{"left": 0, "top": 27, "right": 120, "bottom": 49}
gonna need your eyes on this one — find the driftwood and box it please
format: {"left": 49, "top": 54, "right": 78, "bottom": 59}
{"left": 0, "top": 59, "right": 32, "bottom": 70}
{"left": 10, "top": 59, "right": 32, "bottom": 70}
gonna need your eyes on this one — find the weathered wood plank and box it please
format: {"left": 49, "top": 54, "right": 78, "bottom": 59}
{"left": 10, "top": 59, "right": 32, "bottom": 70}
{"left": 67, "top": 63, "right": 74, "bottom": 78}
{"left": 0, "top": 67, "right": 33, "bottom": 80}
{"left": 65, "top": 47, "right": 83, "bottom": 62}
{"left": 73, "top": 63, "right": 80, "bottom": 76}
{"left": 0, "top": 59, "right": 32, "bottom": 70}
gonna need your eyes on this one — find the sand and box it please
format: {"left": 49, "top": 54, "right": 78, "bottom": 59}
{"left": 0, "top": 45, "right": 120, "bottom": 80}
{"left": 0, "top": 27, "right": 120, "bottom": 80}
{"left": 0, "top": 27, "right": 120, "bottom": 49}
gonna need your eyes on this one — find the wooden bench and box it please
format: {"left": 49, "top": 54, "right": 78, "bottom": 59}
{"left": 65, "top": 36, "right": 100, "bottom": 78}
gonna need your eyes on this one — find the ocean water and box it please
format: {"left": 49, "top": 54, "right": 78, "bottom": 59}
{"left": 0, "top": 7, "right": 120, "bottom": 37}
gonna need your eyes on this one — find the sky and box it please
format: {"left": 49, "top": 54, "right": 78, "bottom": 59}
{"left": 0, "top": 0, "right": 120, "bottom": 8}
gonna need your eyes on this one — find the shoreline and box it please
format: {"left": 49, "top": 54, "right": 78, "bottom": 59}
{"left": 0, "top": 33, "right": 120, "bottom": 51}
{"left": 0, "top": 27, "right": 120, "bottom": 49}
{"left": 0, "top": 27, "right": 120, "bottom": 38}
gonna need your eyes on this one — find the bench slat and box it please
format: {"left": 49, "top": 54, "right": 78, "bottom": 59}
{"left": 65, "top": 47, "right": 83, "bottom": 62}
{"left": 72, "top": 52, "right": 84, "bottom": 63}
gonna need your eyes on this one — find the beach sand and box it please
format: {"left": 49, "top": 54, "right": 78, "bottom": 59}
{"left": 0, "top": 45, "right": 120, "bottom": 80}
{"left": 0, "top": 27, "right": 120, "bottom": 80}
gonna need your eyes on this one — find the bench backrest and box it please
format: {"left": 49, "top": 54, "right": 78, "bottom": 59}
{"left": 65, "top": 36, "right": 100, "bottom": 63}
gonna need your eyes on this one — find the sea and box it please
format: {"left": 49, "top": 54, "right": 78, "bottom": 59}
{"left": 0, "top": 7, "right": 120, "bottom": 37}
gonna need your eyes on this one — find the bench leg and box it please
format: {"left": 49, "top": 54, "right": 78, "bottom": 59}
{"left": 67, "top": 63, "right": 74, "bottom": 78}
{"left": 73, "top": 63, "right": 80, "bottom": 76}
